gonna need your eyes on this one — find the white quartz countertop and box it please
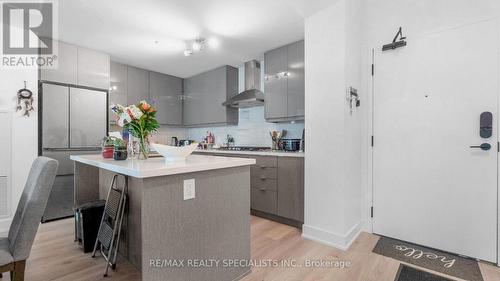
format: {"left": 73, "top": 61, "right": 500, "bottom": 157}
{"left": 193, "top": 149, "right": 305, "bottom": 157}
{"left": 70, "top": 154, "right": 256, "bottom": 178}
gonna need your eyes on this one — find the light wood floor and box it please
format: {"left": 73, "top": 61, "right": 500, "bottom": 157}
{"left": 2, "top": 216, "right": 500, "bottom": 281}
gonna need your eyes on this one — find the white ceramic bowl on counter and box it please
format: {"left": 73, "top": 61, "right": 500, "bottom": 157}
{"left": 150, "top": 143, "right": 198, "bottom": 162}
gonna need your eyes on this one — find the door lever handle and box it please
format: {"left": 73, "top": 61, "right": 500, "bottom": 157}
{"left": 470, "top": 143, "right": 491, "bottom": 151}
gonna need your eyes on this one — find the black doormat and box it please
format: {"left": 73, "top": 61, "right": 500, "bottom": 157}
{"left": 395, "top": 265, "right": 454, "bottom": 281}
{"left": 373, "top": 236, "right": 483, "bottom": 281}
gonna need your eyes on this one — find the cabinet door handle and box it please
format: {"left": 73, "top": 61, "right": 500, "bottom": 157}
{"left": 259, "top": 165, "right": 266, "bottom": 169}
{"left": 260, "top": 177, "right": 267, "bottom": 180}
{"left": 259, "top": 188, "right": 266, "bottom": 191}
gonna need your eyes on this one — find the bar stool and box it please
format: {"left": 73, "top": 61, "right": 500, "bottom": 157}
{"left": 92, "top": 174, "right": 128, "bottom": 277}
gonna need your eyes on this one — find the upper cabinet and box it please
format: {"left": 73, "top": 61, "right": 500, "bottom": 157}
{"left": 109, "top": 62, "right": 128, "bottom": 120}
{"left": 127, "top": 66, "right": 150, "bottom": 105}
{"left": 109, "top": 61, "right": 184, "bottom": 125}
{"left": 183, "top": 65, "right": 238, "bottom": 127}
{"left": 40, "top": 41, "right": 78, "bottom": 85}
{"left": 264, "top": 46, "right": 288, "bottom": 120}
{"left": 40, "top": 40, "right": 110, "bottom": 90}
{"left": 150, "top": 72, "right": 183, "bottom": 126}
{"left": 286, "top": 41, "right": 305, "bottom": 118}
{"left": 264, "top": 40, "right": 305, "bottom": 122}
{"left": 77, "top": 47, "right": 110, "bottom": 90}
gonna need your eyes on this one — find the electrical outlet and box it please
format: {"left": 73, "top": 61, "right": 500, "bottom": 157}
{"left": 183, "top": 179, "right": 195, "bottom": 200}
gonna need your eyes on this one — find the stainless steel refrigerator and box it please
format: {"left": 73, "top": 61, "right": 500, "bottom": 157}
{"left": 40, "top": 82, "right": 107, "bottom": 222}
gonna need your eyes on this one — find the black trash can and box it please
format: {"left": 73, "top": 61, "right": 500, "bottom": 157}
{"left": 74, "top": 200, "right": 106, "bottom": 253}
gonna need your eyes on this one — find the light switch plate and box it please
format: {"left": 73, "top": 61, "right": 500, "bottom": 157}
{"left": 183, "top": 179, "right": 195, "bottom": 200}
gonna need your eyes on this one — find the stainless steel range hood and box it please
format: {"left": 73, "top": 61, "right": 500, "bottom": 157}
{"left": 223, "top": 60, "right": 264, "bottom": 108}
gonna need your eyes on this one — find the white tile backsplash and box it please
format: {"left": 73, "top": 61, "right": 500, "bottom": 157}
{"left": 111, "top": 108, "right": 303, "bottom": 147}
{"left": 150, "top": 126, "right": 188, "bottom": 144}
{"left": 187, "top": 106, "right": 304, "bottom": 147}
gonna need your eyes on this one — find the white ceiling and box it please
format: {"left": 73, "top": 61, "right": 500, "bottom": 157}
{"left": 57, "top": 0, "right": 334, "bottom": 77}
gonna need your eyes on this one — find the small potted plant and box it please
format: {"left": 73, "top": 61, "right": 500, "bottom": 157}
{"left": 101, "top": 136, "right": 117, "bottom": 158}
{"left": 112, "top": 138, "right": 128, "bottom": 161}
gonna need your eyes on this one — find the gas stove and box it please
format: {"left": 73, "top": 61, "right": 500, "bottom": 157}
{"left": 217, "top": 146, "right": 271, "bottom": 152}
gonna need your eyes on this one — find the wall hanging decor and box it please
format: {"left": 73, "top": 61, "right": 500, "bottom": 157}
{"left": 16, "top": 81, "right": 35, "bottom": 116}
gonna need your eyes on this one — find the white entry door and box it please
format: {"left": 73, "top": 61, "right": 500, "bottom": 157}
{"left": 373, "top": 20, "right": 498, "bottom": 262}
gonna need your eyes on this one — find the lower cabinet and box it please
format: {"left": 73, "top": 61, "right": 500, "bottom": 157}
{"left": 251, "top": 156, "right": 304, "bottom": 224}
{"left": 251, "top": 189, "right": 277, "bottom": 214}
{"left": 277, "top": 157, "right": 304, "bottom": 222}
{"left": 193, "top": 152, "right": 304, "bottom": 227}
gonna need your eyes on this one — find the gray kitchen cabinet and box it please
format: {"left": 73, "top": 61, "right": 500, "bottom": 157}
{"left": 109, "top": 61, "right": 128, "bottom": 121}
{"left": 264, "top": 46, "right": 288, "bottom": 120}
{"left": 127, "top": 66, "right": 150, "bottom": 105}
{"left": 183, "top": 65, "right": 238, "bottom": 126}
{"left": 251, "top": 189, "right": 277, "bottom": 214}
{"left": 264, "top": 40, "right": 305, "bottom": 122}
{"left": 286, "top": 40, "right": 305, "bottom": 118}
{"left": 192, "top": 151, "right": 304, "bottom": 226}
{"left": 40, "top": 41, "right": 78, "bottom": 84}
{"left": 277, "top": 157, "right": 304, "bottom": 222}
{"left": 150, "top": 72, "right": 183, "bottom": 125}
{"left": 77, "top": 47, "right": 110, "bottom": 90}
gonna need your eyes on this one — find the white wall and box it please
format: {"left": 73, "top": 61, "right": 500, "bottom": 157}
{"left": 0, "top": 68, "right": 38, "bottom": 234}
{"left": 303, "top": 0, "right": 363, "bottom": 250}
{"left": 343, "top": 0, "right": 363, "bottom": 237}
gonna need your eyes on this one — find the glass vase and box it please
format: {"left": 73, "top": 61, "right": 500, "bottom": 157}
{"left": 138, "top": 137, "right": 150, "bottom": 160}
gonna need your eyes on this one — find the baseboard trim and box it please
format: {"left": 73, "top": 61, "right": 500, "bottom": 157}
{"left": 250, "top": 209, "right": 303, "bottom": 229}
{"left": 302, "top": 222, "right": 361, "bottom": 251}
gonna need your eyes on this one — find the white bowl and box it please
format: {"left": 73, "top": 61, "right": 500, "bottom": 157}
{"left": 150, "top": 143, "right": 198, "bottom": 162}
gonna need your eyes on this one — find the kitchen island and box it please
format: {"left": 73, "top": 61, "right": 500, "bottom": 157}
{"left": 71, "top": 154, "right": 255, "bottom": 281}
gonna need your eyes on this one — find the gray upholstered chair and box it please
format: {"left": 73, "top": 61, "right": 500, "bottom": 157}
{"left": 0, "top": 157, "right": 58, "bottom": 281}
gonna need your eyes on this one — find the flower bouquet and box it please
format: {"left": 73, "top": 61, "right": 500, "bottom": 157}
{"left": 111, "top": 100, "right": 159, "bottom": 159}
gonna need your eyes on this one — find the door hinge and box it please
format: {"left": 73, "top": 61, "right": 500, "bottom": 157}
{"left": 371, "top": 64, "right": 374, "bottom": 76}
{"left": 371, "top": 206, "right": 374, "bottom": 218}
{"left": 371, "top": 135, "right": 374, "bottom": 147}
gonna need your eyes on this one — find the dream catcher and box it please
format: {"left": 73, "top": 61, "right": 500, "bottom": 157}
{"left": 16, "top": 81, "right": 35, "bottom": 117}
